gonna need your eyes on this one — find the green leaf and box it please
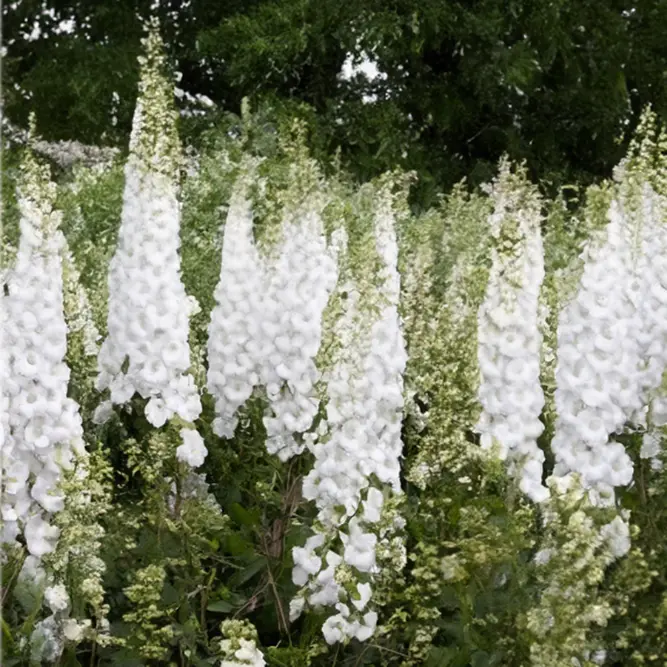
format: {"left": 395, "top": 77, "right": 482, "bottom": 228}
{"left": 224, "top": 532, "right": 254, "bottom": 557}
{"left": 161, "top": 582, "right": 180, "bottom": 606}
{"left": 206, "top": 600, "right": 234, "bottom": 613}
{"left": 61, "top": 650, "right": 84, "bottom": 666}
{"left": 426, "top": 646, "right": 457, "bottom": 666}
{"left": 229, "top": 502, "right": 260, "bottom": 527}
{"left": 229, "top": 556, "right": 267, "bottom": 587}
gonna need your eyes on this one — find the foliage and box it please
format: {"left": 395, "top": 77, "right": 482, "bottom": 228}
{"left": 5, "top": 1, "right": 667, "bottom": 207}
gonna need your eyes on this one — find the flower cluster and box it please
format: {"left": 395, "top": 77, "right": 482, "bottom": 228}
{"left": 218, "top": 619, "right": 266, "bottom": 667}
{"left": 95, "top": 22, "right": 201, "bottom": 430}
{"left": 11, "top": 21, "right": 667, "bottom": 663}
{"left": 24, "top": 564, "right": 102, "bottom": 664}
{"left": 207, "top": 163, "right": 266, "bottom": 439}
{"left": 292, "top": 184, "right": 407, "bottom": 643}
{"left": 260, "top": 199, "right": 340, "bottom": 460}
{"left": 176, "top": 426, "right": 208, "bottom": 468}
{"left": 474, "top": 159, "right": 548, "bottom": 502}
{"left": 2, "top": 145, "right": 86, "bottom": 558}
{"left": 551, "top": 132, "right": 667, "bottom": 499}
{"left": 523, "top": 476, "right": 630, "bottom": 667}
{"left": 207, "top": 156, "right": 340, "bottom": 461}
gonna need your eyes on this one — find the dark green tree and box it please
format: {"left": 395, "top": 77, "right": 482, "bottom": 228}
{"left": 4, "top": 0, "right": 667, "bottom": 205}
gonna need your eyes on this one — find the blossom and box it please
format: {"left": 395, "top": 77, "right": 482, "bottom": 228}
{"left": 552, "top": 169, "right": 667, "bottom": 500}
{"left": 44, "top": 584, "right": 70, "bottom": 613}
{"left": 218, "top": 620, "right": 266, "bottom": 667}
{"left": 474, "top": 159, "right": 548, "bottom": 502}
{"left": 96, "top": 24, "right": 200, "bottom": 427}
{"left": 176, "top": 428, "right": 208, "bottom": 468}
{"left": 2, "top": 143, "right": 85, "bottom": 558}
{"left": 207, "top": 165, "right": 268, "bottom": 439}
{"left": 293, "top": 183, "right": 407, "bottom": 643}
{"left": 207, "top": 158, "right": 339, "bottom": 461}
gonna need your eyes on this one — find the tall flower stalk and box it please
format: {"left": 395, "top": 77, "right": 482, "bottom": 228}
{"left": 2, "top": 135, "right": 85, "bottom": 558}
{"left": 95, "top": 20, "right": 201, "bottom": 433}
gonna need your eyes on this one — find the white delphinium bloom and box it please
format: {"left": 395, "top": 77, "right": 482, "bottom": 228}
{"left": 0, "top": 271, "right": 10, "bottom": 542}
{"left": 62, "top": 618, "right": 92, "bottom": 643}
{"left": 220, "top": 638, "right": 266, "bottom": 667}
{"left": 175, "top": 427, "right": 207, "bottom": 468}
{"left": 29, "top": 616, "right": 64, "bottom": 664}
{"left": 2, "top": 143, "right": 86, "bottom": 558}
{"left": 207, "top": 158, "right": 340, "bottom": 458}
{"left": 631, "top": 185, "right": 667, "bottom": 421}
{"left": 474, "top": 159, "right": 548, "bottom": 502}
{"left": 599, "top": 514, "right": 631, "bottom": 559}
{"left": 207, "top": 162, "right": 267, "bottom": 439}
{"left": 552, "top": 134, "right": 667, "bottom": 501}
{"left": 294, "top": 185, "right": 407, "bottom": 644}
{"left": 260, "top": 199, "right": 340, "bottom": 461}
{"left": 218, "top": 620, "right": 266, "bottom": 667}
{"left": 303, "top": 193, "right": 406, "bottom": 523}
{"left": 551, "top": 196, "right": 640, "bottom": 497}
{"left": 44, "top": 583, "right": 70, "bottom": 613}
{"left": 96, "top": 21, "right": 201, "bottom": 427}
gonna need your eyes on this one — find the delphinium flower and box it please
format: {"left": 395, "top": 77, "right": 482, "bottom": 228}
{"left": 2, "top": 140, "right": 85, "bottom": 559}
{"left": 0, "top": 261, "right": 10, "bottom": 549}
{"left": 552, "top": 209, "right": 639, "bottom": 499}
{"left": 474, "top": 158, "right": 548, "bottom": 502}
{"left": 538, "top": 184, "right": 615, "bottom": 453}
{"left": 207, "top": 144, "right": 340, "bottom": 461}
{"left": 260, "top": 191, "right": 340, "bottom": 461}
{"left": 207, "top": 160, "right": 270, "bottom": 439}
{"left": 95, "top": 20, "right": 201, "bottom": 432}
{"left": 529, "top": 117, "right": 667, "bottom": 663}
{"left": 629, "top": 191, "right": 667, "bottom": 423}
{"left": 550, "top": 111, "right": 667, "bottom": 503}
{"left": 217, "top": 619, "right": 266, "bottom": 667}
{"left": 175, "top": 426, "right": 208, "bottom": 467}
{"left": 292, "top": 182, "right": 407, "bottom": 644}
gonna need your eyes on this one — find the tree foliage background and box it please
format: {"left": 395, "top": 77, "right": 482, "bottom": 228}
{"left": 4, "top": 0, "right": 667, "bottom": 206}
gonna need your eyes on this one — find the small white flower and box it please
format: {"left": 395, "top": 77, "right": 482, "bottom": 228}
{"left": 176, "top": 428, "right": 207, "bottom": 468}
{"left": 44, "top": 584, "right": 70, "bottom": 613}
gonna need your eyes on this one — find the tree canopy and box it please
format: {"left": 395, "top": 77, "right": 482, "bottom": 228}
{"left": 4, "top": 0, "right": 667, "bottom": 205}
